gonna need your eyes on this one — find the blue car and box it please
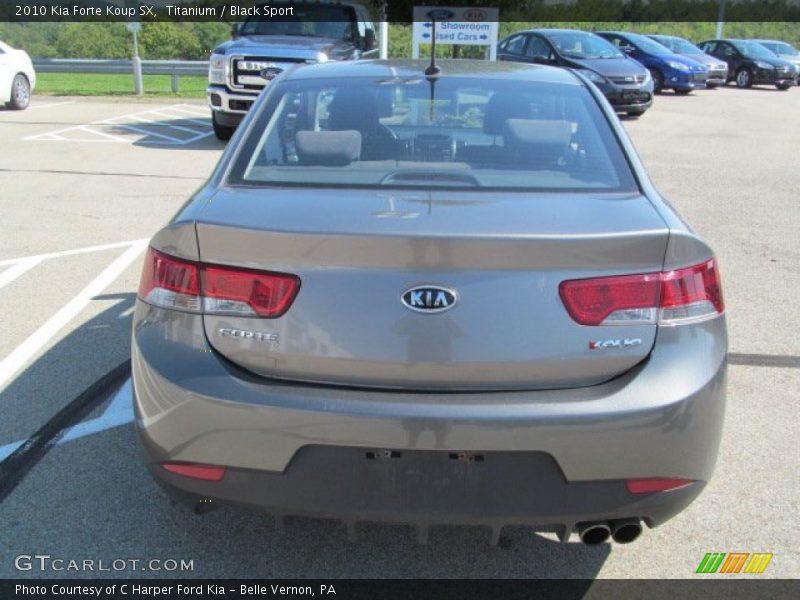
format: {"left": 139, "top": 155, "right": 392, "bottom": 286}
{"left": 596, "top": 31, "right": 709, "bottom": 94}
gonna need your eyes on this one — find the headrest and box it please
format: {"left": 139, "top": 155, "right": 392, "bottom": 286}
{"left": 295, "top": 130, "right": 362, "bottom": 166}
{"left": 503, "top": 119, "right": 572, "bottom": 148}
{"left": 483, "top": 92, "right": 531, "bottom": 135}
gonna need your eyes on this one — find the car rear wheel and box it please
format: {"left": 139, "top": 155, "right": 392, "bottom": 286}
{"left": 8, "top": 73, "right": 31, "bottom": 110}
{"left": 775, "top": 81, "right": 793, "bottom": 91}
{"left": 626, "top": 109, "right": 646, "bottom": 118}
{"left": 649, "top": 69, "right": 664, "bottom": 93}
{"left": 674, "top": 88, "right": 692, "bottom": 95}
{"left": 212, "top": 112, "right": 235, "bottom": 141}
{"left": 735, "top": 67, "right": 753, "bottom": 88}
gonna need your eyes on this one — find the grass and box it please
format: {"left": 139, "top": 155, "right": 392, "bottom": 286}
{"left": 35, "top": 72, "right": 207, "bottom": 98}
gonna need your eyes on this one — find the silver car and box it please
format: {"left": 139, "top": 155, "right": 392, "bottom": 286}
{"left": 132, "top": 60, "right": 727, "bottom": 546}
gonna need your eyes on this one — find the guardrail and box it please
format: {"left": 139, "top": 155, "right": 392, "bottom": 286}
{"left": 32, "top": 59, "right": 209, "bottom": 93}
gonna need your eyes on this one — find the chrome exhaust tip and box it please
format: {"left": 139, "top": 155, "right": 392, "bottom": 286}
{"left": 610, "top": 518, "right": 642, "bottom": 544}
{"left": 577, "top": 521, "right": 611, "bottom": 545}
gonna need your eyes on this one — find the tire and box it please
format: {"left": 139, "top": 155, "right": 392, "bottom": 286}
{"left": 8, "top": 73, "right": 31, "bottom": 110}
{"left": 649, "top": 68, "right": 664, "bottom": 93}
{"left": 626, "top": 109, "right": 646, "bottom": 118}
{"left": 706, "top": 83, "right": 720, "bottom": 89}
{"left": 212, "top": 112, "right": 235, "bottom": 141}
{"left": 674, "top": 88, "right": 692, "bottom": 95}
{"left": 776, "top": 81, "right": 793, "bottom": 91}
{"left": 735, "top": 67, "right": 753, "bottom": 88}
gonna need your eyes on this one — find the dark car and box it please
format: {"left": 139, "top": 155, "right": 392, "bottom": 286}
{"left": 698, "top": 39, "right": 796, "bottom": 90}
{"left": 648, "top": 34, "right": 729, "bottom": 87}
{"left": 752, "top": 39, "right": 800, "bottom": 84}
{"left": 497, "top": 29, "right": 653, "bottom": 117}
{"left": 596, "top": 31, "right": 709, "bottom": 94}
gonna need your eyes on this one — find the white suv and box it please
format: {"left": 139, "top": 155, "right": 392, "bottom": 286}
{"left": 0, "top": 40, "right": 36, "bottom": 110}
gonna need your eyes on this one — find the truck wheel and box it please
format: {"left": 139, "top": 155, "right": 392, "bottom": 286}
{"left": 8, "top": 74, "right": 31, "bottom": 110}
{"left": 212, "top": 113, "right": 235, "bottom": 141}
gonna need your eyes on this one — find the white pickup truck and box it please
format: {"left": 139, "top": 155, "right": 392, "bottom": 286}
{"left": 0, "top": 40, "right": 36, "bottom": 110}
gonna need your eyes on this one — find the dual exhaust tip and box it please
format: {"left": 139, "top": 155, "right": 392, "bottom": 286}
{"left": 578, "top": 518, "right": 642, "bottom": 545}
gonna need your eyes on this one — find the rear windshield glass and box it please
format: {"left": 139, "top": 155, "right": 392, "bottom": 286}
{"left": 230, "top": 76, "right": 638, "bottom": 192}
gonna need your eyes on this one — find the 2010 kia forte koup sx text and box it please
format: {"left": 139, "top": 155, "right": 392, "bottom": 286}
{"left": 132, "top": 60, "right": 727, "bottom": 546}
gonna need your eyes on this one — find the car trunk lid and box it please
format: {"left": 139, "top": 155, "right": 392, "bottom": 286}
{"left": 196, "top": 187, "right": 668, "bottom": 390}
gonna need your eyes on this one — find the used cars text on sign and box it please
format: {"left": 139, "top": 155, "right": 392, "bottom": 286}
{"left": 412, "top": 6, "right": 500, "bottom": 60}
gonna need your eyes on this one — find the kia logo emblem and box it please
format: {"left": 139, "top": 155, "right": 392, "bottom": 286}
{"left": 463, "top": 9, "right": 487, "bottom": 21}
{"left": 401, "top": 286, "right": 458, "bottom": 313}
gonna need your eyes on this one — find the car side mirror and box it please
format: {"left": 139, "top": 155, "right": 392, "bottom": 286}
{"left": 231, "top": 23, "right": 241, "bottom": 39}
{"left": 363, "top": 28, "right": 376, "bottom": 51}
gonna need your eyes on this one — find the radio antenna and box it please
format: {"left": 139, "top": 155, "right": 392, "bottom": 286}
{"left": 425, "top": 18, "right": 441, "bottom": 77}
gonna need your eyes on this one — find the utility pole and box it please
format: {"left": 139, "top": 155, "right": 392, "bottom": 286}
{"left": 378, "top": 0, "right": 388, "bottom": 60}
{"left": 127, "top": 21, "right": 143, "bottom": 96}
{"left": 715, "top": 0, "right": 727, "bottom": 39}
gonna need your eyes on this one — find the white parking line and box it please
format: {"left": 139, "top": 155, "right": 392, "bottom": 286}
{"left": 0, "top": 239, "right": 148, "bottom": 267}
{"left": 0, "top": 257, "right": 42, "bottom": 291}
{"left": 0, "top": 241, "right": 148, "bottom": 391}
{"left": 24, "top": 104, "right": 213, "bottom": 145}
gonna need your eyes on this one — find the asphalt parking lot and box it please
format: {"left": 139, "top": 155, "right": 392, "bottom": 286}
{"left": 0, "top": 88, "right": 797, "bottom": 579}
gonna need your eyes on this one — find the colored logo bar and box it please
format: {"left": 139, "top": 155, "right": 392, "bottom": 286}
{"left": 696, "top": 552, "right": 773, "bottom": 574}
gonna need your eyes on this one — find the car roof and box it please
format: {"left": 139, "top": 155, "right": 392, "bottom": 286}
{"left": 285, "top": 59, "right": 582, "bottom": 85}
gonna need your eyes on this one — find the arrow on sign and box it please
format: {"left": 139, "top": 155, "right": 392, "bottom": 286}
{"left": 424, "top": 22, "right": 432, "bottom": 28}
{"left": 422, "top": 33, "right": 431, "bottom": 39}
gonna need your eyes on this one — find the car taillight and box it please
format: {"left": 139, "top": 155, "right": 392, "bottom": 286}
{"left": 560, "top": 258, "right": 723, "bottom": 326}
{"left": 138, "top": 248, "right": 201, "bottom": 312}
{"left": 203, "top": 265, "right": 300, "bottom": 318}
{"left": 138, "top": 248, "right": 300, "bottom": 318}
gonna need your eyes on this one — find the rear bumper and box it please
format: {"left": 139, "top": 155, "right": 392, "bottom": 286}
{"left": 132, "top": 301, "right": 727, "bottom": 532}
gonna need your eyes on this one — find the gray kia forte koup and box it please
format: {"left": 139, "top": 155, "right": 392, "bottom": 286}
{"left": 132, "top": 60, "right": 727, "bottom": 546}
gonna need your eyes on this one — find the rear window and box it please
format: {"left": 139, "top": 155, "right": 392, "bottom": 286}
{"left": 230, "top": 76, "right": 638, "bottom": 192}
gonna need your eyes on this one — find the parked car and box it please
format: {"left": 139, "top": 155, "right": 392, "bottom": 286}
{"left": 207, "top": 1, "right": 379, "bottom": 140}
{"left": 0, "top": 40, "right": 35, "bottom": 110}
{"left": 134, "top": 59, "right": 727, "bottom": 546}
{"left": 698, "top": 39, "right": 796, "bottom": 90}
{"left": 647, "top": 34, "right": 729, "bottom": 87}
{"left": 751, "top": 39, "right": 800, "bottom": 84}
{"left": 596, "top": 31, "right": 708, "bottom": 94}
{"left": 497, "top": 28, "right": 653, "bottom": 117}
